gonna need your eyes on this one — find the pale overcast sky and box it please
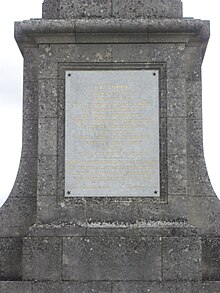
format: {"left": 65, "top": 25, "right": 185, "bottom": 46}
{"left": 0, "top": 0, "right": 219, "bottom": 206}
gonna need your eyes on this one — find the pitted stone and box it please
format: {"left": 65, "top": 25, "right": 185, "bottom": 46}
{"left": 42, "top": 0, "right": 183, "bottom": 19}
{"left": 0, "top": 0, "right": 220, "bottom": 290}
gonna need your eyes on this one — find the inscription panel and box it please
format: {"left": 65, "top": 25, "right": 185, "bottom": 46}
{"left": 65, "top": 70, "right": 160, "bottom": 197}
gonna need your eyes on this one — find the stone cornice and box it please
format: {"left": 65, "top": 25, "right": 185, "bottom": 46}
{"left": 15, "top": 18, "right": 210, "bottom": 55}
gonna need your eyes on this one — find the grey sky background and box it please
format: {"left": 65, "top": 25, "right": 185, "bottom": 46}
{"left": 0, "top": 0, "right": 219, "bottom": 206}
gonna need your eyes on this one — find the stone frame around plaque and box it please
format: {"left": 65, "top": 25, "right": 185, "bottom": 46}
{"left": 57, "top": 62, "right": 167, "bottom": 203}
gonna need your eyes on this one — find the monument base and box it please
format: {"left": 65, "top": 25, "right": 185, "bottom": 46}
{"left": 0, "top": 0, "right": 220, "bottom": 290}
{"left": 1, "top": 281, "right": 220, "bottom": 293}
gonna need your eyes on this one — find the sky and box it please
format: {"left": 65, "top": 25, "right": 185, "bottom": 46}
{"left": 0, "top": 0, "right": 219, "bottom": 207}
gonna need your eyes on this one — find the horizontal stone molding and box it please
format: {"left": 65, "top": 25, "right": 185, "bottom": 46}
{"left": 15, "top": 18, "right": 208, "bottom": 36}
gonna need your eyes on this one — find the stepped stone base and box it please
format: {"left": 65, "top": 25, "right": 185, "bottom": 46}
{"left": 21, "top": 224, "right": 201, "bottom": 282}
{"left": 0, "top": 1, "right": 219, "bottom": 291}
{"left": 1, "top": 281, "right": 220, "bottom": 293}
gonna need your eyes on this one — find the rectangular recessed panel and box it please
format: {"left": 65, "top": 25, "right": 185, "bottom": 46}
{"left": 65, "top": 70, "right": 160, "bottom": 197}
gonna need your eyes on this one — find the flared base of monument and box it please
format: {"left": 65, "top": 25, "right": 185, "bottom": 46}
{"left": 1, "top": 222, "right": 220, "bottom": 285}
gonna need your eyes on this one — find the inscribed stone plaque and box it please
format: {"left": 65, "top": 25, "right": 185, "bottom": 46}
{"left": 65, "top": 70, "right": 160, "bottom": 197}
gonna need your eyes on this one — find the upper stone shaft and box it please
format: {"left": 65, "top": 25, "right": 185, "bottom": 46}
{"left": 42, "top": 0, "right": 183, "bottom": 19}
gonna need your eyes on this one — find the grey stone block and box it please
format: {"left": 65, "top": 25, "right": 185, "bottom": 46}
{"left": 63, "top": 281, "right": 112, "bottom": 293}
{"left": 187, "top": 156, "right": 216, "bottom": 197}
{"left": 39, "top": 79, "right": 58, "bottom": 118}
{"left": 188, "top": 197, "right": 220, "bottom": 236}
{"left": 39, "top": 45, "right": 58, "bottom": 79}
{"left": 21, "top": 118, "right": 38, "bottom": 158}
{"left": 37, "top": 195, "right": 86, "bottom": 228}
{"left": 33, "top": 281, "right": 62, "bottom": 293}
{"left": 76, "top": 32, "right": 150, "bottom": 44}
{"left": 74, "top": 19, "right": 149, "bottom": 34}
{"left": 9, "top": 157, "right": 37, "bottom": 198}
{"left": 86, "top": 198, "right": 138, "bottom": 224}
{"left": 86, "top": 199, "right": 139, "bottom": 237}
{"left": 39, "top": 44, "right": 112, "bottom": 78}
{"left": 0, "top": 238, "right": 22, "bottom": 281}
{"left": 38, "top": 118, "right": 57, "bottom": 156}
{"left": 113, "top": 281, "right": 192, "bottom": 293}
{"left": 38, "top": 156, "right": 57, "bottom": 196}
{"left": 186, "top": 81, "right": 202, "bottom": 120}
{"left": 42, "top": 0, "right": 182, "bottom": 19}
{"left": 42, "top": 0, "right": 60, "bottom": 19}
{"left": 38, "top": 178, "right": 57, "bottom": 197}
{"left": 112, "top": 44, "right": 185, "bottom": 79}
{"left": 0, "top": 282, "right": 32, "bottom": 293}
{"left": 0, "top": 196, "right": 36, "bottom": 237}
{"left": 72, "top": 43, "right": 112, "bottom": 62}
{"left": 167, "top": 117, "right": 187, "bottom": 155}
{"left": 112, "top": 0, "right": 182, "bottom": 19}
{"left": 160, "top": 78, "right": 167, "bottom": 119}
{"left": 202, "top": 238, "right": 220, "bottom": 281}
{"left": 167, "top": 96, "right": 186, "bottom": 118}
{"left": 168, "top": 155, "right": 187, "bottom": 195}
{"left": 16, "top": 19, "right": 75, "bottom": 35}
{"left": 57, "top": 78, "right": 65, "bottom": 157}
{"left": 148, "top": 18, "right": 205, "bottom": 34}
{"left": 63, "top": 236, "right": 162, "bottom": 281}
{"left": 185, "top": 46, "right": 202, "bottom": 81}
{"left": 163, "top": 237, "right": 201, "bottom": 280}
{"left": 23, "top": 80, "right": 38, "bottom": 121}
{"left": 23, "top": 48, "right": 39, "bottom": 82}
{"left": 23, "top": 237, "right": 61, "bottom": 281}
{"left": 167, "top": 78, "right": 186, "bottom": 117}
{"left": 4, "top": 1, "right": 218, "bottom": 289}
{"left": 192, "top": 282, "right": 220, "bottom": 293}
{"left": 57, "top": 155, "right": 65, "bottom": 197}
{"left": 36, "top": 196, "right": 64, "bottom": 223}
{"left": 60, "top": 0, "right": 111, "bottom": 19}
{"left": 33, "top": 281, "right": 112, "bottom": 292}
{"left": 137, "top": 196, "right": 188, "bottom": 222}
{"left": 187, "top": 119, "right": 203, "bottom": 157}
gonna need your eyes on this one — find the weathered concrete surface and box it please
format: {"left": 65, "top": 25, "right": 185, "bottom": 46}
{"left": 42, "top": 0, "right": 183, "bottom": 19}
{"left": 0, "top": 0, "right": 219, "bottom": 291}
{"left": 1, "top": 281, "right": 220, "bottom": 292}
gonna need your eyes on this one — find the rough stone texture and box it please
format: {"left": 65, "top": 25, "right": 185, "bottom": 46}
{"left": 63, "top": 236, "right": 162, "bottom": 281}
{"left": 0, "top": 238, "right": 22, "bottom": 281}
{"left": 137, "top": 196, "right": 188, "bottom": 222}
{"left": 113, "top": 281, "right": 192, "bottom": 293}
{"left": 163, "top": 237, "right": 201, "bottom": 280}
{"left": 192, "top": 282, "right": 220, "bottom": 293}
{"left": 39, "top": 79, "right": 58, "bottom": 118}
{"left": 62, "top": 281, "right": 112, "bottom": 293}
{"left": 33, "top": 282, "right": 62, "bottom": 293}
{"left": 188, "top": 197, "right": 220, "bottom": 236}
{"left": 42, "top": 0, "right": 183, "bottom": 19}
{"left": 0, "top": 0, "right": 219, "bottom": 291}
{"left": 1, "top": 281, "right": 220, "bottom": 292}
{"left": 0, "top": 196, "right": 36, "bottom": 237}
{"left": 23, "top": 237, "right": 62, "bottom": 281}
{"left": 188, "top": 156, "right": 216, "bottom": 197}
{"left": 167, "top": 154, "right": 187, "bottom": 195}
{"left": 0, "top": 282, "right": 32, "bottom": 293}
{"left": 38, "top": 156, "right": 57, "bottom": 196}
{"left": 202, "top": 238, "right": 220, "bottom": 281}
{"left": 33, "top": 281, "right": 112, "bottom": 293}
{"left": 36, "top": 195, "right": 86, "bottom": 225}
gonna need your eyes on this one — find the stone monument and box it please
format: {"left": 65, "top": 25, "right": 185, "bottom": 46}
{"left": 0, "top": 0, "right": 220, "bottom": 292}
